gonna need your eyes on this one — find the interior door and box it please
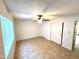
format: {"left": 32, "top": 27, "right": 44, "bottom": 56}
{"left": 51, "top": 22, "right": 63, "bottom": 45}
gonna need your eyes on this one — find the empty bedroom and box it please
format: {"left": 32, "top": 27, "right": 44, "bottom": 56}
{"left": 0, "top": 0, "right": 79, "bottom": 59}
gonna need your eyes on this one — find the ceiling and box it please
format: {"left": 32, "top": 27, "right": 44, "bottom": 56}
{"left": 3, "top": 0, "right": 79, "bottom": 19}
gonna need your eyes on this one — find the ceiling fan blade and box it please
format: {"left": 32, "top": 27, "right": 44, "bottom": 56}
{"left": 43, "top": 18, "right": 50, "bottom": 21}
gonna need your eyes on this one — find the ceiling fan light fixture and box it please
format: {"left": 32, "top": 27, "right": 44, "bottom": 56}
{"left": 38, "top": 19, "right": 42, "bottom": 24}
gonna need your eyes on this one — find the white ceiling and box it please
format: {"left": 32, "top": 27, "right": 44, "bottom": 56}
{"left": 3, "top": 0, "right": 79, "bottom": 19}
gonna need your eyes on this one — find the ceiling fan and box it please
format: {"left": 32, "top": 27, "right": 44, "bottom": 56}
{"left": 12, "top": 12, "right": 50, "bottom": 24}
{"left": 37, "top": 14, "right": 50, "bottom": 23}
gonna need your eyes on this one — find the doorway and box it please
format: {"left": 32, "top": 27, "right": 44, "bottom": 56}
{"left": 73, "top": 21, "right": 79, "bottom": 53}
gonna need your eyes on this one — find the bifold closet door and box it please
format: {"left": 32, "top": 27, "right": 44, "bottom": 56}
{"left": 0, "top": 16, "right": 14, "bottom": 59}
{"left": 51, "top": 22, "right": 62, "bottom": 45}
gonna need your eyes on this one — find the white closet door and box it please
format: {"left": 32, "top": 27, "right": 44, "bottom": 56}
{"left": 51, "top": 22, "right": 62, "bottom": 45}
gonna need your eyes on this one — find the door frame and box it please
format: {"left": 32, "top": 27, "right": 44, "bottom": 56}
{"left": 61, "top": 22, "right": 64, "bottom": 45}
{"left": 72, "top": 21, "right": 78, "bottom": 50}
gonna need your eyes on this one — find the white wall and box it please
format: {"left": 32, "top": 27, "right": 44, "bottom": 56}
{"left": 14, "top": 19, "right": 41, "bottom": 41}
{"left": 41, "top": 16, "right": 79, "bottom": 50}
{"left": 41, "top": 21, "right": 51, "bottom": 40}
{"left": 51, "top": 17, "right": 75, "bottom": 50}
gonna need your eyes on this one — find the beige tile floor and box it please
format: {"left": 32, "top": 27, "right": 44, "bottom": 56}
{"left": 14, "top": 37, "right": 79, "bottom": 59}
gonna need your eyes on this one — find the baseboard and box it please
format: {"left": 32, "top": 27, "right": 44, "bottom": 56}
{"left": 16, "top": 36, "right": 43, "bottom": 41}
